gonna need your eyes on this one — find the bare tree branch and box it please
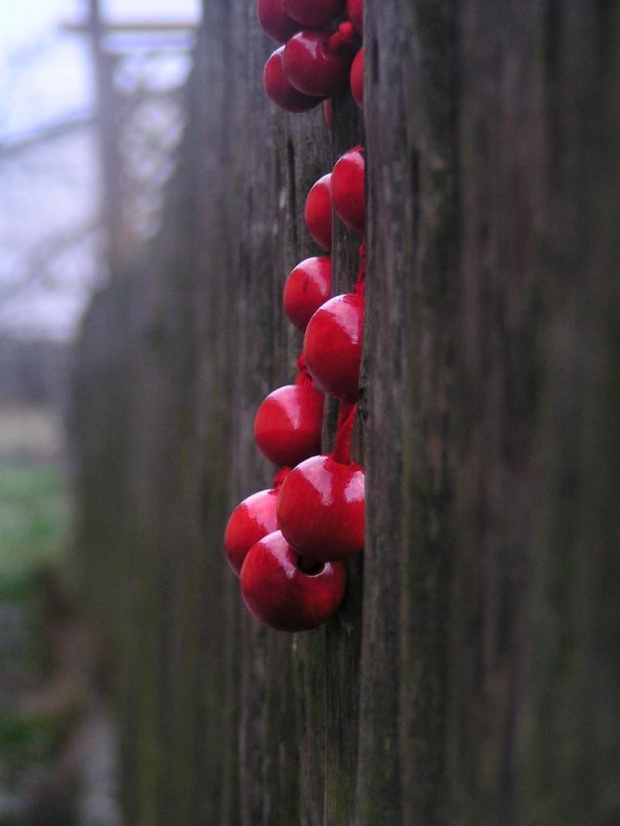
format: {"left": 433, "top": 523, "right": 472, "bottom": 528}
{"left": 0, "top": 113, "right": 95, "bottom": 158}
{"left": 0, "top": 222, "right": 100, "bottom": 308}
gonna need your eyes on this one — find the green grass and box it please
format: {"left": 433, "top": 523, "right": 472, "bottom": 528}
{"left": 0, "top": 407, "right": 73, "bottom": 816}
{"left": 0, "top": 459, "right": 72, "bottom": 802}
{"left": 0, "top": 461, "right": 70, "bottom": 583}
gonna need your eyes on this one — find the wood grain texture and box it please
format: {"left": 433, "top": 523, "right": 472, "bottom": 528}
{"left": 71, "top": 0, "right": 620, "bottom": 823}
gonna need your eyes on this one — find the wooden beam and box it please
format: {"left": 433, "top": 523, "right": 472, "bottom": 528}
{"left": 61, "top": 19, "right": 198, "bottom": 34}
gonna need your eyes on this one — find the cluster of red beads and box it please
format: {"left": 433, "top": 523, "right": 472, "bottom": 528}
{"left": 224, "top": 0, "right": 366, "bottom": 633}
{"left": 259, "top": 0, "right": 364, "bottom": 113}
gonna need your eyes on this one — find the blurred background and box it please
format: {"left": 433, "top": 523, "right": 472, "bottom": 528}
{"left": 0, "top": 1, "right": 199, "bottom": 821}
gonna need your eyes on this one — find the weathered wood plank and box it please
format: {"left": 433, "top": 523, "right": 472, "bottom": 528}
{"left": 72, "top": 1, "right": 620, "bottom": 824}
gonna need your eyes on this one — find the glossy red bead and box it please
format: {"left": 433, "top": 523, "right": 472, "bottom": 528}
{"left": 240, "top": 530, "right": 346, "bottom": 631}
{"left": 303, "top": 293, "right": 364, "bottom": 401}
{"left": 254, "top": 383, "right": 324, "bottom": 467}
{"left": 283, "top": 256, "right": 332, "bottom": 331}
{"left": 283, "top": 0, "right": 345, "bottom": 27}
{"left": 331, "top": 146, "right": 365, "bottom": 233}
{"left": 350, "top": 47, "right": 363, "bottom": 109}
{"left": 224, "top": 488, "right": 279, "bottom": 576}
{"left": 277, "top": 454, "right": 365, "bottom": 561}
{"left": 257, "top": 0, "right": 303, "bottom": 43}
{"left": 282, "top": 30, "right": 352, "bottom": 98}
{"left": 264, "top": 47, "right": 324, "bottom": 113}
{"left": 304, "top": 173, "right": 332, "bottom": 250}
{"left": 346, "top": 0, "right": 363, "bottom": 36}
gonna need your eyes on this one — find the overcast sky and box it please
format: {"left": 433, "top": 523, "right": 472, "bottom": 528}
{"left": 0, "top": 0, "right": 200, "bottom": 139}
{"left": 0, "top": 0, "right": 201, "bottom": 340}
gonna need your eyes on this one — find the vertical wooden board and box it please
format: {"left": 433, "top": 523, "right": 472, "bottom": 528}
{"left": 285, "top": 109, "right": 332, "bottom": 826}
{"left": 131, "top": 194, "right": 202, "bottom": 824}
{"left": 292, "top": 631, "right": 326, "bottom": 826}
{"left": 398, "top": 0, "right": 456, "bottom": 822}
{"left": 356, "top": 2, "right": 412, "bottom": 823}
{"left": 197, "top": 3, "right": 271, "bottom": 823}
{"left": 323, "top": 87, "right": 364, "bottom": 826}
{"left": 223, "top": 3, "right": 331, "bottom": 823}
{"left": 285, "top": 111, "right": 333, "bottom": 704}
{"left": 520, "top": 3, "right": 620, "bottom": 824}
{"left": 571, "top": 8, "right": 620, "bottom": 817}
{"left": 72, "top": 274, "right": 160, "bottom": 824}
{"left": 228, "top": 7, "right": 355, "bottom": 826}
{"left": 192, "top": 3, "right": 245, "bottom": 821}
{"left": 450, "top": 0, "right": 549, "bottom": 821}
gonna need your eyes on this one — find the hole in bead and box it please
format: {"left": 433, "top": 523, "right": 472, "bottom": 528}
{"left": 297, "top": 556, "right": 325, "bottom": 576}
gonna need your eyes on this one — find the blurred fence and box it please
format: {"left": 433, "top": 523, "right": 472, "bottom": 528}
{"left": 0, "top": 336, "right": 67, "bottom": 406}
{"left": 71, "top": 1, "right": 620, "bottom": 824}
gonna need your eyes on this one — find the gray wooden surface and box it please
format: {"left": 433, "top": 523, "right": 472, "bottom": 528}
{"left": 72, "top": 1, "right": 620, "bottom": 823}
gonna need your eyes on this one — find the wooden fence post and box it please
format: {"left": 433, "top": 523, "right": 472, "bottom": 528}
{"left": 72, "top": 1, "right": 620, "bottom": 823}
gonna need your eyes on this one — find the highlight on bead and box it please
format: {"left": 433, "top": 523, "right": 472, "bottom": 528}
{"left": 282, "top": 29, "right": 353, "bottom": 98}
{"left": 304, "top": 292, "right": 364, "bottom": 402}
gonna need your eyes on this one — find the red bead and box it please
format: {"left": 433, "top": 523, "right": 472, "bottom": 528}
{"left": 257, "top": 0, "right": 303, "bottom": 43}
{"left": 283, "top": 0, "right": 345, "bottom": 27}
{"left": 240, "top": 530, "right": 346, "bottom": 631}
{"left": 254, "top": 383, "right": 324, "bottom": 467}
{"left": 224, "top": 488, "right": 279, "bottom": 576}
{"left": 350, "top": 47, "right": 363, "bottom": 109}
{"left": 282, "top": 30, "right": 352, "bottom": 98}
{"left": 304, "top": 293, "right": 364, "bottom": 401}
{"left": 264, "top": 47, "right": 324, "bottom": 113}
{"left": 283, "top": 256, "right": 332, "bottom": 331}
{"left": 346, "top": 0, "right": 363, "bottom": 36}
{"left": 277, "top": 454, "right": 365, "bottom": 561}
{"left": 304, "top": 173, "right": 332, "bottom": 250}
{"left": 331, "top": 146, "right": 365, "bottom": 233}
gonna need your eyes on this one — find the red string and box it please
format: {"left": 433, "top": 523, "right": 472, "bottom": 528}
{"left": 295, "top": 352, "right": 315, "bottom": 386}
{"left": 332, "top": 401, "right": 357, "bottom": 464}
{"left": 272, "top": 467, "right": 291, "bottom": 489}
{"left": 327, "top": 21, "right": 358, "bottom": 53}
